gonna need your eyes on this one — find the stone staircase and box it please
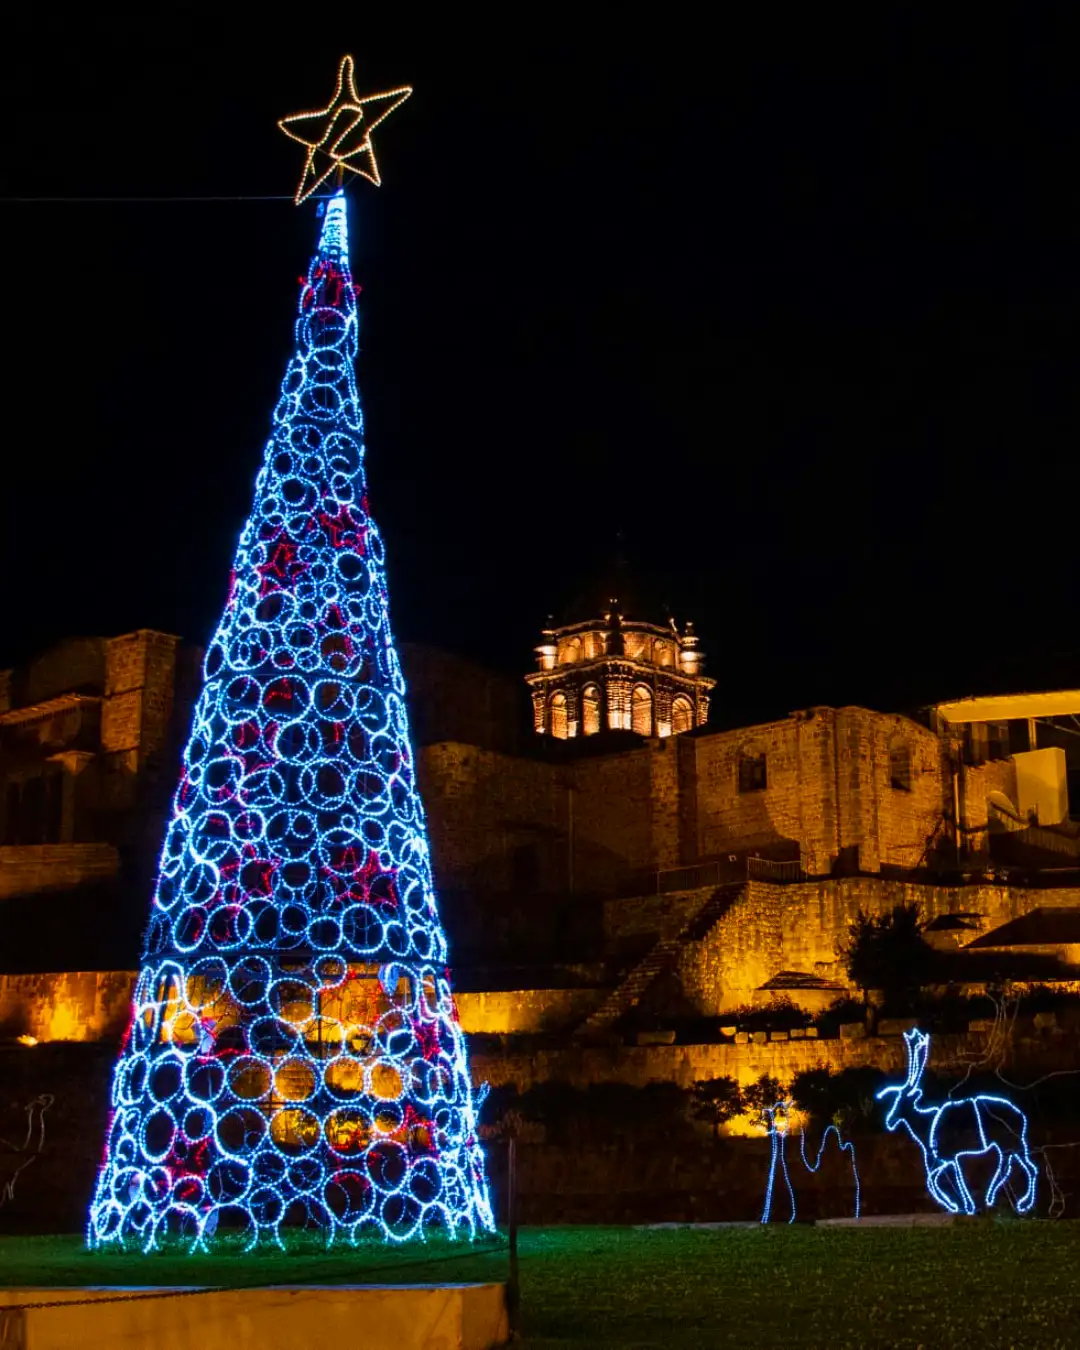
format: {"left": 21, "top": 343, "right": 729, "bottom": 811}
{"left": 573, "top": 882, "right": 745, "bottom": 1038}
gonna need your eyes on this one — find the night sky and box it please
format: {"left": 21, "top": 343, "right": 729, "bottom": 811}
{"left": 3, "top": 13, "right": 1077, "bottom": 727}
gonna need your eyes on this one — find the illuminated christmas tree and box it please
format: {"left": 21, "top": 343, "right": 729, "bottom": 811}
{"left": 88, "top": 67, "right": 493, "bottom": 1250}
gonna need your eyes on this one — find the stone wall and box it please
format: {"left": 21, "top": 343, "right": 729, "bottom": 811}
{"left": 10, "top": 638, "right": 107, "bottom": 707}
{"left": 605, "top": 876, "right": 1080, "bottom": 1013}
{"left": 101, "top": 630, "right": 180, "bottom": 765}
{"left": 0, "top": 844, "right": 119, "bottom": 901}
{"left": 412, "top": 705, "right": 954, "bottom": 910}
{"left": 678, "top": 882, "right": 784, "bottom": 1011}
{"left": 417, "top": 743, "right": 565, "bottom": 894}
{"left": 775, "top": 877, "right": 1080, "bottom": 985}
{"left": 472, "top": 1021, "right": 1077, "bottom": 1094}
{"left": 960, "top": 756, "right": 1020, "bottom": 854}
{"left": 417, "top": 739, "right": 678, "bottom": 897}
{"left": 570, "top": 745, "right": 670, "bottom": 890}
{"left": 602, "top": 891, "right": 705, "bottom": 942}
{"left": 455, "top": 987, "right": 604, "bottom": 1034}
{"left": 690, "top": 707, "right": 945, "bottom": 876}
{"left": 400, "top": 644, "right": 524, "bottom": 756}
{"left": 0, "top": 970, "right": 601, "bottom": 1042}
{"left": 0, "top": 969, "right": 133, "bottom": 1040}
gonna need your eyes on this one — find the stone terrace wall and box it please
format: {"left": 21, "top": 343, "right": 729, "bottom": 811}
{"left": 455, "top": 987, "right": 604, "bottom": 1034}
{"left": 678, "top": 882, "right": 784, "bottom": 1011}
{"left": 606, "top": 876, "right": 1080, "bottom": 1014}
{"left": 776, "top": 877, "right": 1080, "bottom": 985}
{"left": 0, "top": 970, "right": 601, "bottom": 1041}
{"left": 0, "top": 844, "right": 119, "bottom": 901}
{"left": 0, "top": 969, "right": 133, "bottom": 1041}
{"left": 474, "top": 1030, "right": 912, "bottom": 1092}
{"left": 473, "top": 1020, "right": 1077, "bottom": 1095}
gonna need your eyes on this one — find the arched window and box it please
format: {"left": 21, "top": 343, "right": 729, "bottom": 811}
{"left": 889, "top": 740, "right": 912, "bottom": 791}
{"left": 582, "top": 684, "right": 602, "bottom": 735}
{"left": 549, "top": 692, "right": 568, "bottom": 739}
{"left": 671, "top": 696, "right": 694, "bottom": 735}
{"left": 631, "top": 685, "right": 653, "bottom": 736}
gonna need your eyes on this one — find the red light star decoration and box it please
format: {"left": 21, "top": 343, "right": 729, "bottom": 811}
{"left": 255, "top": 529, "right": 309, "bottom": 596}
{"left": 279, "top": 56, "right": 412, "bottom": 204}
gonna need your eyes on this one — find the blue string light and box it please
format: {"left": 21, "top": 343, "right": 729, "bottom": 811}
{"left": 87, "top": 192, "right": 493, "bottom": 1251}
{"left": 797, "top": 1119, "right": 860, "bottom": 1221}
{"left": 876, "top": 1029, "right": 1037, "bottom": 1216}
{"left": 760, "top": 1102, "right": 861, "bottom": 1224}
{"left": 760, "top": 1103, "right": 796, "bottom": 1224}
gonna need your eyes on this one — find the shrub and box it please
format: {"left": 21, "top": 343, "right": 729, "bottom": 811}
{"left": 727, "top": 996, "right": 813, "bottom": 1033}
{"left": 790, "top": 1064, "right": 888, "bottom": 1133}
{"left": 742, "top": 1073, "right": 785, "bottom": 1125}
{"left": 814, "top": 996, "right": 866, "bottom": 1035}
{"left": 690, "top": 1076, "right": 743, "bottom": 1140}
{"left": 841, "top": 904, "right": 937, "bottom": 1007}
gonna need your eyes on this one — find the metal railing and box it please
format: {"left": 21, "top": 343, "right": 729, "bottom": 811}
{"left": 647, "top": 854, "right": 804, "bottom": 894}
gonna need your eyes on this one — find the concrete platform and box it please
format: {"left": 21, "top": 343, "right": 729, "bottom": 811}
{"left": 816, "top": 1213, "right": 955, "bottom": 1228}
{"left": 0, "top": 1282, "right": 509, "bottom": 1350}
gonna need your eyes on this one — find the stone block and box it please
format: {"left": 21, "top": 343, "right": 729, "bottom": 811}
{"left": 789, "top": 1027, "right": 805, "bottom": 1039}
{"left": 839, "top": 1022, "right": 866, "bottom": 1040}
{"left": 967, "top": 1018, "right": 995, "bottom": 1033}
{"left": 751, "top": 1031, "right": 768, "bottom": 1045}
{"left": 734, "top": 1032, "right": 749, "bottom": 1045}
{"left": 769, "top": 1030, "right": 788, "bottom": 1042}
{"left": 0, "top": 1284, "right": 509, "bottom": 1350}
{"left": 804, "top": 1026, "right": 818, "bottom": 1039}
{"left": 636, "top": 1029, "right": 676, "bottom": 1046}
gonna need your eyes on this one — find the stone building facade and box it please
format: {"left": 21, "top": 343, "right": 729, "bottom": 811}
{"left": 1, "top": 625, "right": 1077, "bottom": 1030}
{"left": 0, "top": 631, "right": 202, "bottom": 901}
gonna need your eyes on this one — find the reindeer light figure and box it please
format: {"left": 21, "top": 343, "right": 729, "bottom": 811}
{"left": 877, "top": 1029, "right": 1038, "bottom": 1215}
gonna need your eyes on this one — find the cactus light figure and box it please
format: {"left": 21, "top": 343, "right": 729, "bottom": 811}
{"left": 877, "top": 1029, "right": 1037, "bottom": 1215}
{"left": 88, "top": 109, "right": 493, "bottom": 1248}
{"left": 759, "top": 1102, "right": 860, "bottom": 1224}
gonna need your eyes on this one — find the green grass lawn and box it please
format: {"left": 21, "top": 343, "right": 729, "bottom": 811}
{"left": 1, "top": 1224, "right": 1078, "bottom": 1348}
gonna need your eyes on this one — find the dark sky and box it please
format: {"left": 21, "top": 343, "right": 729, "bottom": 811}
{"left": 2, "top": 12, "right": 1077, "bottom": 726}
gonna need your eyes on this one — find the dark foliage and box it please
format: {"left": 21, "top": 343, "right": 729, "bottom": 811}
{"left": 741, "top": 1073, "right": 785, "bottom": 1124}
{"left": 513, "top": 1079, "right": 692, "bottom": 1143}
{"left": 690, "top": 1076, "right": 744, "bottom": 1140}
{"left": 726, "top": 997, "right": 814, "bottom": 1032}
{"left": 814, "top": 996, "right": 867, "bottom": 1035}
{"left": 789, "top": 1064, "right": 888, "bottom": 1133}
{"left": 841, "top": 904, "right": 937, "bottom": 1006}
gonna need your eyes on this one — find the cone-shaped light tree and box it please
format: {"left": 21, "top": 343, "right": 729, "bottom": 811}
{"left": 88, "top": 186, "right": 493, "bottom": 1249}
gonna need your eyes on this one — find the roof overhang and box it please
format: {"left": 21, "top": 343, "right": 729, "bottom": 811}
{"left": 932, "top": 690, "right": 1080, "bottom": 724}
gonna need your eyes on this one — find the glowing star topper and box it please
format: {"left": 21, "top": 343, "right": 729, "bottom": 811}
{"left": 279, "top": 56, "right": 412, "bottom": 204}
